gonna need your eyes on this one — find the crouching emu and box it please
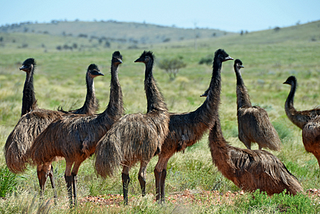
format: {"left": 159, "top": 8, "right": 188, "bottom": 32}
{"left": 95, "top": 51, "right": 170, "bottom": 205}
{"left": 208, "top": 74, "right": 303, "bottom": 196}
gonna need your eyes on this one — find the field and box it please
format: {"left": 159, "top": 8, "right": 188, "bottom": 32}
{"left": 0, "top": 20, "right": 320, "bottom": 213}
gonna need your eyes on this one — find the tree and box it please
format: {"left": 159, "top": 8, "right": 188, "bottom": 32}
{"left": 158, "top": 57, "right": 186, "bottom": 80}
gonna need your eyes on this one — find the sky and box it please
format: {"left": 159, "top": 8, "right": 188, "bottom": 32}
{"left": 1, "top": 0, "right": 319, "bottom": 32}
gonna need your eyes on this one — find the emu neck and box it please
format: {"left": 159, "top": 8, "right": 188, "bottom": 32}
{"left": 192, "top": 57, "right": 223, "bottom": 126}
{"left": 74, "top": 72, "right": 96, "bottom": 115}
{"left": 21, "top": 69, "right": 36, "bottom": 116}
{"left": 235, "top": 68, "right": 251, "bottom": 109}
{"left": 285, "top": 81, "right": 296, "bottom": 116}
{"left": 284, "top": 80, "right": 306, "bottom": 129}
{"left": 103, "top": 63, "right": 123, "bottom": 120}
{"left": 208, "top": 116, "right": 229, "bottom": 164}
{"left": 144, "top": 60, "right": 167, "bottom": 113}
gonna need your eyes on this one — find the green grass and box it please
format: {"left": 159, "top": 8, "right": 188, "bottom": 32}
{"left": 0, "top": 20, "right": 320, "bottom": 213}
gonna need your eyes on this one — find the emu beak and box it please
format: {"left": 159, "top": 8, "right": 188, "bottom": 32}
{"left": 134, "top": 57, "right": 144, "bottom": 63}
{"left": 240, "top": 65, "right": 244, "bottom": 68}
{"left": 200, "top": 89, "right": 209, "bottom": 97}
{"left": 91, "top": 70, "right": 104, "bottom": 76}
{"left": 200, "top": 93, "right": 207, "bottom": 97}
{"left": 19, "top": 65, "right": 28, "bottom": 71}
{"left": 225, "top": 56, "right": 234, "bottom": 61}
{"left": 117, "top": 58, "right": 123, "bottom": 64}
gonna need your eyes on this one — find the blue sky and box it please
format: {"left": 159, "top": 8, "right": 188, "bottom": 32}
{"left": 1, "top": 0, "right": 319, "bottom": 32}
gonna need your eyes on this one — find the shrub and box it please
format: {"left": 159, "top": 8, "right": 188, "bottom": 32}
{"left": 158, "top": 57, "right": 186, "bottom": 80}
{"left": 198, "top": 55, "right": 212, "bottom": 65}
{"left": 0, "top": 166, "right": 17, "bottom": 197}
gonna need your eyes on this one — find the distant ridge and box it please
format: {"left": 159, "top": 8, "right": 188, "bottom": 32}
{"left": 0, "top": 20, "right": 231, "bottom": 44}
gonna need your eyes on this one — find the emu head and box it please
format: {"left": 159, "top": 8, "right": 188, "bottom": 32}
{"left": 234, "top": 59, "right": 244, "bottom": 70}
{"left": 112, "top": 51, "right": 123, "bottom": 66}
{"left": 214, "top": 49, "right": 233, "bottom": 62}
{"left": 88, "top": 64, "right": 104, "bottom": 78}
{"left": 134, "top": 51, "right": 154, "bottom": 64}
{"left": 283, "top": 76, "right": 296, "bottom": 86}
{"left": 20, "top": 58, "right": 36, "bottom": 73}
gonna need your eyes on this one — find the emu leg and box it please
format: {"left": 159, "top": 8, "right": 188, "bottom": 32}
{"left": 72, "top": 173, "right": 77, "bottom": 207}
{"left": 160, "top": 169, "right": 167, "bottom": 203}
{"left": 138, "top": 174, "right": 146, "bottom": 197}
{"left": 122, "top": 173, "right": 130, "bottom": 205}
{"left": 48, "top": 166, "right": 57, "bottom": 202}
{"left": 154, "top": 169, "right": 161, "bottom": 202}
{"left": 155, "top": 156, "right": 170, "bottom": 203}
{"left": 138, "top": 165, "right": 147, "bottom": 197}
{"left": 64, "top": 174, "right": 73, "bottom": 207}
{"left": 37, "top": 168, "right": 48, "bottom": 199}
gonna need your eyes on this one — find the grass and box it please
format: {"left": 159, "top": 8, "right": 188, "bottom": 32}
{"left": 0, "top": 20, "right": 320, "bottom": 213}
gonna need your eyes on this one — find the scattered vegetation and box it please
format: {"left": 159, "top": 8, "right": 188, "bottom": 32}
{"left": 198, "top": 55, "right": 213, "bottom": 65}
{"left": 0, "top": 166, "right": 17, "bottom": 197}
{"left": 157, "top": 57, "right": 186, "bottom": 80}
{"left": 0, "top": 20, "right": 319, "bottom": 212}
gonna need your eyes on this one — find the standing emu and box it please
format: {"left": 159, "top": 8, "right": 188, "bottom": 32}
{"left": 154, "top": 49, "right": 233, "bottom": 202}
{"left": 31, "top": 51, "right": 124, "bottom": 206}
{"left": 5, "top": 62, "right": 104, "bottom": 198}
{"left": 19, "top": 58, "right": 37, "bottom": 116}
{"left": 208, "top": 74, "right": 303, "bottom": 196}
{"left": 234, "top": 59, "right": 281, "bottom": 151}
{"left": 284, "top": 76, "right": 320, "bottom": 168}
{"left": 95, "top": 51, "right": 170, "bottom": 205}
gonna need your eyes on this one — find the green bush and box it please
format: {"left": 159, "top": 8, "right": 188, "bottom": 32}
{"left": 234, "top": 190, "right": 320, "bottom": 213}
{"left": 0, "top": 166, "right": 17, "bottom": 197}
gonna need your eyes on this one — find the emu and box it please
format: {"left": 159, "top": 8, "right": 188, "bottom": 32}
{"left": 284, "top": 75, "right": 320, "bottom": 168}
{"left": 5, "top": 61, "right": 104, "bottom": 199}
{"left": 95, "top": 51, "right": 170, "bottom": 205}
{"left": 208, "top": 74, "right": 303, "bottom": 196}
{"left": 233, "top": 59, "right": 281, "bottom": 151}
{"left": 30, "top": 51, "right": 124, "bottom": 206}
{"left": 154, "top": 49, "right": 233, "bottom": 202}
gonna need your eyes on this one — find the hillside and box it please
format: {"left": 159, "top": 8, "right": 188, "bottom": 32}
{"left": 0, "top": 19, "right": 320, "bottom": 213}
{"left": 0, "top": 20, "right": 319, "bottom": 53}
{"left": 0, "top": 20, "right": 230, "bottom": 45}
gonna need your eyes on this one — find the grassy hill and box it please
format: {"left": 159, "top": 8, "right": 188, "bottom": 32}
{"left": 0, "top": 20, "right": 230, "bottom": 45}
{"left": 0, "top": 20, "right": 320, "bottom": 213}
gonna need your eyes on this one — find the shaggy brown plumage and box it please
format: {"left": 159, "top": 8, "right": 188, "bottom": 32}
{"left": 234, "top": 59, "right": 281, "bottom": 151}
{"left": 30, "top": 51, "right": 124, "bottom": 206}
{"left": 95, "top": 51, "right": 170, "bottom": 205}
{"left": 284, "top": 76, "right": 320, "bottom": 168}
{"left": 5, "top": 62, "right": 104, "bottom": 199}
{"left": 302, "top": 116, "right": 320, "bottom": 167}
{"left": 284, "top": 75, "right": 320, "bottom": 129}
{"left": 153, "top": 49, "right": 233, "bottom": 202}
{"left": 209, "top": 118, "right": 303, "bottom": 195}
{"left": 208, "top": 73, "right": 303, "bottom": 196}
{"left": 19, "top": 58, "right": 37, "bottom": 116}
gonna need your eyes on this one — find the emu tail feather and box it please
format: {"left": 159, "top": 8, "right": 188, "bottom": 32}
{"left": 95, "top": 134, "right": 123, "bottom": 178}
